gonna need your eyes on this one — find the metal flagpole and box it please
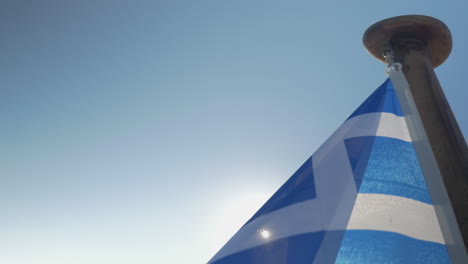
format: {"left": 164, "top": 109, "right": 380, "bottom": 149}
{"left": 363, "top": 15, "right": 468, "bottom": 263}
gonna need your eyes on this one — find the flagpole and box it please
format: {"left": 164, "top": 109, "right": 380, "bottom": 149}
{"left": 363, "top": 15, "right": 468, "bottom": 260}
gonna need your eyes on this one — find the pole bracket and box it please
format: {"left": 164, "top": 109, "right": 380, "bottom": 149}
{"left": 383, "top": 42, "right": 403, "bottom": 74}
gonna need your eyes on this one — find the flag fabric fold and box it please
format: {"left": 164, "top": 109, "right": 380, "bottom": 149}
{"left": 208, "top": 79, "right": 450, "bottom": 264}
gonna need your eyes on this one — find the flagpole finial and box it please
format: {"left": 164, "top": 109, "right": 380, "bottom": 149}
{"left": 363, "top": 15, "right": 452, "bottom": 68}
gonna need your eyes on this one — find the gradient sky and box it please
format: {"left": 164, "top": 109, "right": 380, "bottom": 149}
{"left": 3, "top": 1, "right": 468, "bottom": 263}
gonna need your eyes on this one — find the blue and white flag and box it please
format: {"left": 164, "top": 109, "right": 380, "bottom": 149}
{"left": 209, "top": 79, "right": 451, "bottom": 263}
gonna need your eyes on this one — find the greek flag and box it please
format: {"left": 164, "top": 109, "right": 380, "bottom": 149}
{"left": 209, "top": 79, "right": 451, "bottom": 263}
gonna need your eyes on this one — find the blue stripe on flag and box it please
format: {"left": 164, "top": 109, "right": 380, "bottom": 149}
{"left": 357, "top": 136, "right": 432, "bottom": 204}
{"left": 245, "top": 157, "right": 316, "bottom": 225}
{"left": 348, "top": 79, "right": 403, "bottom": 120}
{"left": 210, "top": 232, "right": 325, "bottom": 264}
{"left": 336, "top": 230, "right": 450, "bottom": 264}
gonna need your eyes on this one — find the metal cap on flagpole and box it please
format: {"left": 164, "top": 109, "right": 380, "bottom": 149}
{"left": 363, "top": 15, "right": 452, "bottom": 68}
{"left": 363, "top": 15, "right": 468, "bottom": 260}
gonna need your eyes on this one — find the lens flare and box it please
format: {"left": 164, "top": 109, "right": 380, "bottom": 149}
{"left": 259, "top": 228, "right": 271, "bottom": 239}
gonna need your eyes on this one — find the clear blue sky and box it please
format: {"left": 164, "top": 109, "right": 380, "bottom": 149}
{"left": 2, "top": 1, "right": 468, "bottom": 263}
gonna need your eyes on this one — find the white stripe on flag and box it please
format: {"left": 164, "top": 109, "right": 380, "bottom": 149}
{"left": 210, "top": 193, "right": 444, "bottom": 262}
{"left": 376, "top": 113, "right": 411, "bottom": 142}
{"left": 342, "top": 112, "right": 411, "bottom": 142}
{"left": 347, "top": 193, "right": 445, "bottom": 244}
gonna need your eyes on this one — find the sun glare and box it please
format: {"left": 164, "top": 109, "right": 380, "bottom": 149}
{"left": 207, "top": 185, "right": 275, "bottom": 257}
{"left": 259, "top": 228, "right": 271, "bottom": 239}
